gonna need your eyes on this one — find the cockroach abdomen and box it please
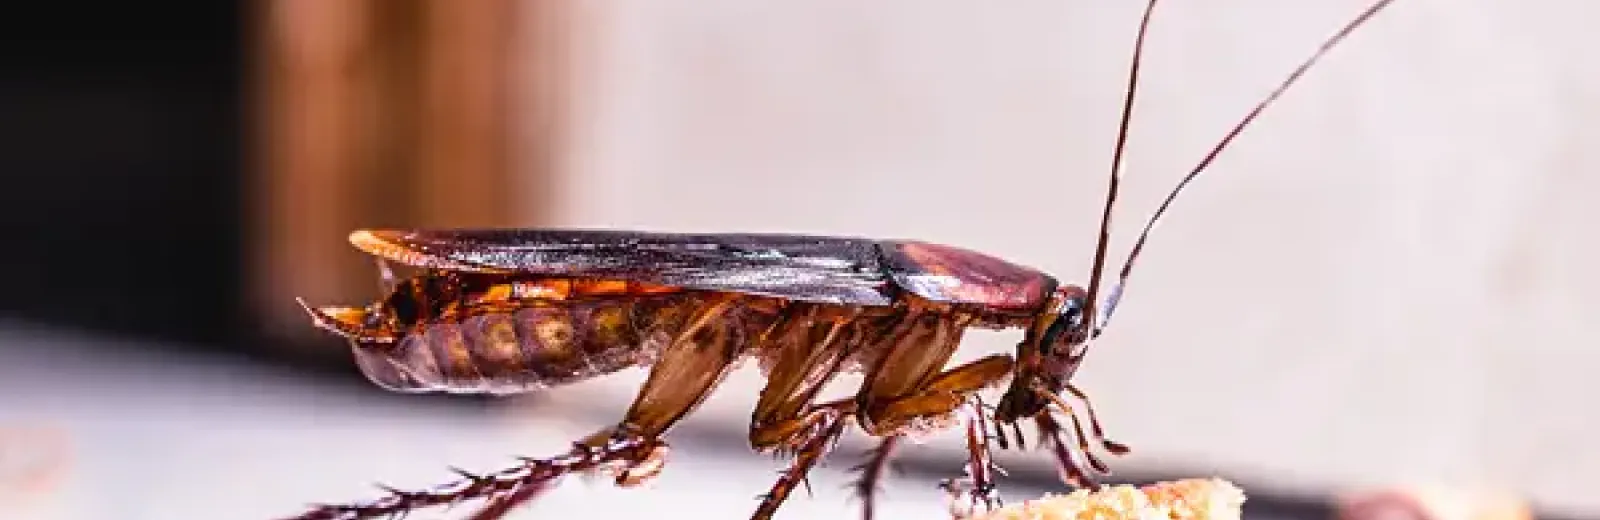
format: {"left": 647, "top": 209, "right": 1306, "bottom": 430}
{"left": 349, "top": 342, "right": 425, "bottom": 393}
{"left": 461, "top": 313, "right": 527, "bottom": 385}
{"left": 425, "top": 323, "right": 485, "bottom": 391}
{"left": 511, "top": 306, "right": 586, "bottom": 384}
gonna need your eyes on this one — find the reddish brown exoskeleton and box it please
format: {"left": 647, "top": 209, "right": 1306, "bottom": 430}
{"left": 285, "top": 1, "right": 1399, "bottom": 519}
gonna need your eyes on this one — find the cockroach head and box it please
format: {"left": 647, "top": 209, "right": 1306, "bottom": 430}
{"left": 994, "top": 285, "right": 1092, "bottom": 422}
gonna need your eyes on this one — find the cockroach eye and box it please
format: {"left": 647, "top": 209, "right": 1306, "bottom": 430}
{"left": 1039, "top": 296, "right": 1086, "bottom": 355}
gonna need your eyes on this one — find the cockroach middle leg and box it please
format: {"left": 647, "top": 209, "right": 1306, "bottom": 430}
{"left": 934, "top": 403, "right": 1008, "bottom": 520}
{"left": 864, "top": 361, "right": 1013, "bottom": 517}
{"left": 747, "top": 305, "right": 858, "bottom": 451}
{"left": 751, "top": 401, "right": 854, "bottom": 520}
{"left": 958, "top": 400, "right": 1005, "bottom": 512}
{"left": 858, "top": 354, "right": 1014, "bottom": 436}
{"left": 744, "top": 354, "right": 1014, "bottom": 520}
{"left": 852, "top": 355, "right": 1015, "bottom": 518}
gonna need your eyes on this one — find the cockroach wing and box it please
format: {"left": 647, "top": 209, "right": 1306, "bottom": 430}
{"left": 879, "top": 241, "right": 1057, "bottom": 313}
{"left": 351, "top": 228, "right": 897, "bottom": 305}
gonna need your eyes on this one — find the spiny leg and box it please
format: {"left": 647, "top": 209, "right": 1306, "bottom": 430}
{"left": 744, "top": 354, "right": 1014, "bottom": 520}
{"left": 851, "top": 436, "right": 901, "bottom": 520}
{"left": 853, "top": 312, "right": 968, "bottom": 433}
{"left": 286, "top": 295, "right": 744, "bottom": 520}
{"left": 936, "top": 398, "right": 1008, "bottom": 519}
{"left": 280, "top": 432, "right": 658, "bottom": 520}
{"left": 1064, "top": 382, "right": 1131, "bottom": 454}
{"left": 1035, "top": 412, "right": 1097, "bottom": 490}
{"left": 747, "top": 304, "right": 858, "bottom": 451}
{"left": 858, "top": 353, "right": 1014, "bottom": 437}
{"left": 1029, "top": 382, "right": 1131, "bottom": 491}
{"left": 462, "top": 468, "right": 561, "bottom": 520}
{"left": 959, "top": 400, "right": 1005, "bottom": 511}
{"left": 856, "top": 355, "right": 1016, "bottom": 517}
{"left": 751, "top": 402, "right": 854, "bottom": 520}
{"left": 460, "top": 433, "right": 670, "bottom": 520}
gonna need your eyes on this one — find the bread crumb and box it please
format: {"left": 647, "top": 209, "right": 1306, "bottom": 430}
{"left": 963, "top": 478, "right": 1246, "bottom": 520}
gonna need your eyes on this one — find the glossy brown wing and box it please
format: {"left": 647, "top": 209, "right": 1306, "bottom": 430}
{"left": 350, "top": 228, "right": 896, "bottom": 305}
{"left": 880, "top": 241, "right": 1057, "bottom": 313}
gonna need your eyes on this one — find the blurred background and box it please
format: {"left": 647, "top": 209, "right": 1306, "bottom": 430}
{"left": 1, "top": 1, "right": 1595, "bottom": 519}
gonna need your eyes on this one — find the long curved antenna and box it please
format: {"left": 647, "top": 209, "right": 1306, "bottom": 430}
{"left": 1082, "top": 0, "right": 1160, "bottom": 336}
{"left": 1094, "top": 0, "right": 1399, "bottom": 335}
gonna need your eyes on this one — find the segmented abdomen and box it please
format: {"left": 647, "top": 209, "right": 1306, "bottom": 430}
{"left": 350, "top": 295, "right": 708, "bottom": 394}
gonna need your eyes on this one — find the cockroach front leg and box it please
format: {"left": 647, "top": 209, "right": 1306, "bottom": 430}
{"left": 1026, "top": 381, "right": 1132, "bottom": 492}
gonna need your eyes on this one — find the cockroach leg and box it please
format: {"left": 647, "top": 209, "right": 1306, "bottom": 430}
{"left": 1035, "top": 412, "right": 1097, "bottom": 491}
{"left": 1031, "top": 382, "right": 1125, "bottom": 477}
{"left": 461, "top": 475, "right": 556, "bottom": 520}
{"left": 748, "top": 307, "right": 856, "bottom": 450}
{"left": 620, "top": 294, "right": 744, "bottom": 435}
{"left": 742, "top": 348, "right": 1004, "bottom": 520}
{"left": 935, "top": 400, "right": 1006, "bottom": 518}
{"left": 850, "top": 435, "right": 902, "bottom": 520}
{"left": 959, "top": 401, "right": 1004, "bottom": 512}
{"left": 1063, "top": 382, "right": 1131, "bottom": 454}
{"left": 858, "top": 354, "right": 1015, "bottom": 436}
{"left": 835, "top": 355, "right": 1013, "bottom": 519}
{"left": 281, "top": 431, "right": 659, "bottom": 520}
{"left": 609, "top": 441, "right": 671, "bottom": 487}
{"left": 750, "top": 402, "right": 853, "bottom": 520}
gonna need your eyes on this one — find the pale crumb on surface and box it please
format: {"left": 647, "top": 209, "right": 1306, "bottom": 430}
{"left": 964, "top": 478, "right": 1246, "bottom": 520}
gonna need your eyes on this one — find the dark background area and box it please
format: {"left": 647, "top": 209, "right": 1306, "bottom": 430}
{"left": 0, "top": 4, "right": 245, "bottom": 349}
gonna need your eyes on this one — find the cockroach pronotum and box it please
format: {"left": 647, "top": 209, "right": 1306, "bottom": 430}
{"left": 286, "top": 1, "right": 1398, "bottom": 519}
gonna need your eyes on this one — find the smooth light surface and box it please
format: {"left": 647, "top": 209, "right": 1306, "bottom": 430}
{"left": 524, "top": 0, "right": 1600, "bottom": 515}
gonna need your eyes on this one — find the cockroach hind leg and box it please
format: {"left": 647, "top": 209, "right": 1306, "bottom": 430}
{"left": 610, "top": 442, "right": 671, "bottom": 487}
{"left": 281, "top": 431, "right": 661, "bottom": 520}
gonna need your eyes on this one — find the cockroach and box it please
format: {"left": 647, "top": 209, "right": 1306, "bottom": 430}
{"left": 284, "top": 1, "right": 1398, "bottom": 519}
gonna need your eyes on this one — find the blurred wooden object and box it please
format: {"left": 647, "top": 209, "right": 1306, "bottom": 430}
{"left": 250, "top": 0, "right": 571, "bottom": 351}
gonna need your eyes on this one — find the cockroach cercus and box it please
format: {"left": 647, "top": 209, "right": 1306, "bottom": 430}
{"left": 286, "top": 1, "right": 1398, "bottom": 519}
